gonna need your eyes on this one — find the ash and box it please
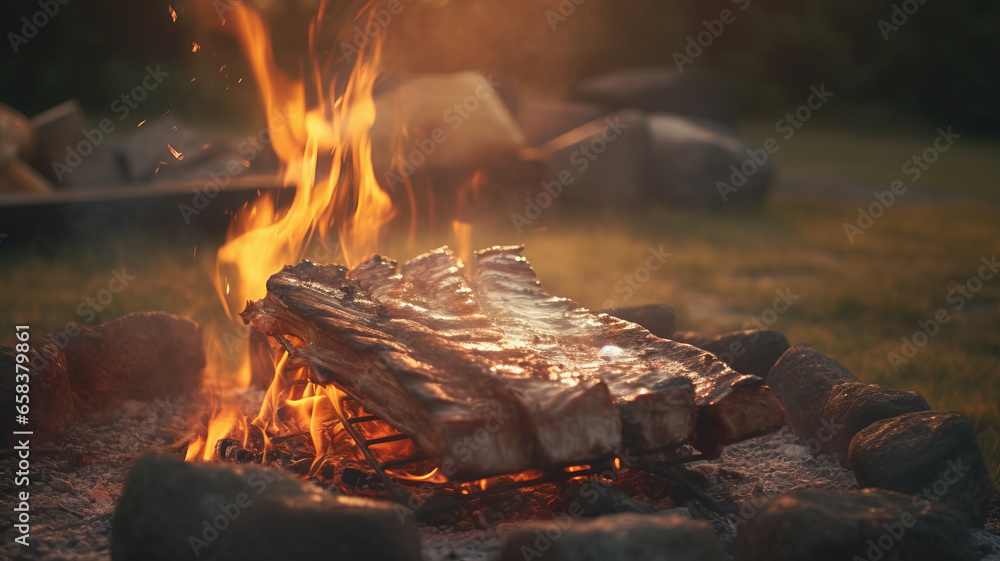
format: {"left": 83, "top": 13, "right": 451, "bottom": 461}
{"left": 0, "top": 395, "right": 201, "bottom": 561}
{"left": 692, "top": 425, "right": 859, "bottom": 545}
{"left": 10, "top": 396, "right": 976, "bottom": 561}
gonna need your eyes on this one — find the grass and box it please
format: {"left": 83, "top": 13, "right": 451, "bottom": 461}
{"left": 1, "top": 124, "right": 998, "bottom": 490}
{"left": 741, "top": 119, "right": 1000, "bottom": 203}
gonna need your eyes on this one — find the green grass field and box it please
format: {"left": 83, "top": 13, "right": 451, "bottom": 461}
{"left": 2, "top": 123, "right": 998, "bottom": 490}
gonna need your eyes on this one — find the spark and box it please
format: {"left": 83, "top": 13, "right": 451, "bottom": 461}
{"left": 168, "top": 144, "right": 184, "bottom": 161}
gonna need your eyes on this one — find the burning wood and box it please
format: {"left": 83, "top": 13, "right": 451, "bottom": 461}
{"left": 239, "top": 246, "right": 785, "bottom": 480}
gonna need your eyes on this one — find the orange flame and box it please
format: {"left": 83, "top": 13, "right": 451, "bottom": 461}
{"left": 188, "top": 2, "right": 393, "bottom": 463}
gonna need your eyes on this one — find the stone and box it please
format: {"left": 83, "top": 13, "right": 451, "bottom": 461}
{"left": 569, "top": 67, "right": 737, "bottom": 126}
{"left": 370, "top": 72, "right": 526, "bottom": 173}
{"left": 765, "top": 343, "right": 859, "bottom": 447}
{"left": 670, "top": 331, "right": 708, "bottom": 347}
{"left": 0, "top": 339, "right": 75, "bottom": 443}
{"left": 112, "top": 452, "right": 421, "bottom": 561}
{"left": 646, "top": 113, "right": 773, "bottom": 207}
{"left": 848, "top": 410, "right": 994, "bottom": 526}
{"left": 541, "top": 109, "right": 650, "bottom": 207}
{"left": 695, "top": 329, "right": 789, "bottom": 377}
{"left": 29, "top": 99, "right": 124, "bottom": 188}
{"left": 116, "top": 117, "right": 238, "bottom": 184}
{"left": 63, "top": 312, "right": 205, "bottom": 417}
{"left": 820, "top": 382, "right": 930, "bottom": 463}
{"left": 602, "top": 304, "right": 676, "bottom": 339}
{"left": 736, "top": 488, "right": 977, "bottom": 561}
{"left": 499, "top": 512, "right": 726, "bottom": 561}
{"left": 515, "top": 101, "right": 610, "bottom": 147}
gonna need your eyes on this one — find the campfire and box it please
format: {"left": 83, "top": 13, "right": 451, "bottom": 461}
{"left": 172, "top": 2, "right": 786, "bottom": 517}
{"left": 2, "top": 1, "right": 996, "bottom": 561}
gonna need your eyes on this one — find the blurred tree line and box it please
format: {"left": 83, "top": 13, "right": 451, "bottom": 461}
{"left": 1, "top": 0, "right": 997, "bottom": 134}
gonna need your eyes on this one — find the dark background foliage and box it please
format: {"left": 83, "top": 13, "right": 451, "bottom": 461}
{"left": 1, "top": 0, "right": 997, "bottom": 134}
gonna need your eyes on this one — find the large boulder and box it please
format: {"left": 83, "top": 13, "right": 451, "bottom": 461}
{"left": 515, "top": 101, "right": 610, "bottom": 147}
{"left": 371, "top": 72, "right": 526, "bottom": 174}
{"left": 848, "top": 410, "right": 994, "bottom": 527}
{"left": 645, "top": 113, "right": 774, "bottom": 207}
{"left": 113, "top": 453, "right": 421, "bottom": 561}
{"left": 736, "top": 488, "right": 977, "bottom": 561}
{"left": 63, "top": 312, "right": 205, "bottom": 417}
{"left": 570, "top": 67, "right": 737, "bottom": 126}
{"left": 540, "top": 110, "right": 650, "bottom": 207}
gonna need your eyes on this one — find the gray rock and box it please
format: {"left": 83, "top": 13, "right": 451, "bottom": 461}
{"left": 695, "top": 329, "right": 789, "bottom": 377}
{"left": 516, "top": 101, "right": 610, "bottom": 147}
{"left": 112, "top": 452, "right": 421, "bottom": 561}
{"left": 569, "top": 67, "right": 737, "bottom": 126}
{"left": 64, "top": 312, "right": 205, "bottom": 417}
{"left": 602, "top": 304, "right": 676, "bottom": 339}
{"left": 30, "top": 99, "right": 125, "bottom": 187}
{"left": 766, "top": 343, "right": 859, "bottom": 447}
{"left": 541, "top": 110, "right": 650, "bottom": 207}
{"left": 0, "top": 339, "right": 75, "bottom": 444}
{"left": 646, "top": 113, "right": 773, "bottom": 207}
{"left": 736, "top": 488, "right": 977, "bottom": 561}
{"left": 370, "top": 72, "right": 526, "bottom": 172}
{"left": 848, "top": 410, "right": 994, "bottom": 527}
{"left": 820, "top": 382, "right": 930, "bottom": 463}
{"left": 499, "top": 512, "right": 726, "bottom": 561}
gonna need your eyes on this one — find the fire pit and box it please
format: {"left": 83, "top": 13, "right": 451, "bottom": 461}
{"left": 2, "top": 1, "right": 998, "bottom": 561}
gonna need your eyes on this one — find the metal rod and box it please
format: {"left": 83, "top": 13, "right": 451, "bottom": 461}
{"left": 330, "top": 393, "right": 411, "bottom": 506}
{"left": 366, "top": 433, "right": 410, "bottom": 446}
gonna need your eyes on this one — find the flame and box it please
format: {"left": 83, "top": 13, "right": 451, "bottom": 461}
{"left": 187, "top": 1, "right": 485, "bottom": 490}
{"left": 187, "top": 1, "right": 393, "bottom": 464}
